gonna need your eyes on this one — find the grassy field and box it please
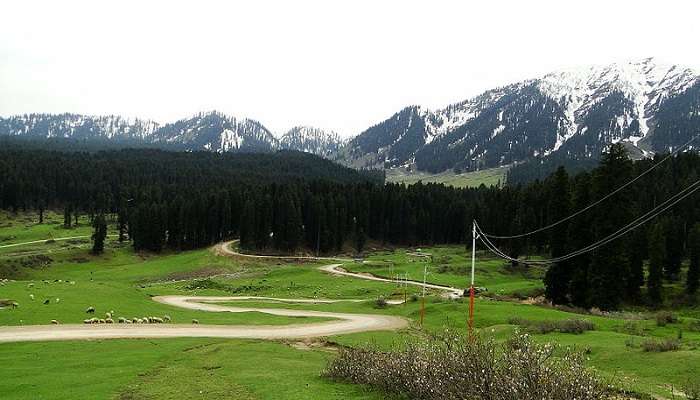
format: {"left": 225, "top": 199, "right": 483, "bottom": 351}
{"left": 2, "top": 211, "right": 700, "bottom": 399}
{"left": 386, "top": 166, "right": 508, "bottom": 188}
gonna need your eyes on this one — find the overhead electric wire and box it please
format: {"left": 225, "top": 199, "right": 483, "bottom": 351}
{"left": 481, "top": 134, "right": 699, "bottom": 239}
{"left": 475, "top": 177, "right": 700, "bottom": 265}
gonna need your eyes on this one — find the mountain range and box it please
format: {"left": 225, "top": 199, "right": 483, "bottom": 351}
{"left": 1, "top": 58, "right": 698, "bottom": 173}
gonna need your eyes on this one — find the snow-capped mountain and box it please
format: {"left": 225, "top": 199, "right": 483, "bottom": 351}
{"left": 151, "top": 111, "right": 276, "bottom": 152}
{"left": 0, "top": 111, "right": 342, "bottom": 157}
{"left": 279, "top": 126, "right": 343, "bottom": 158}
{"left": 0, "top": 113, "right": 159, "bottom": 141}
{"left": 340, "top": 58, "right": 699, "bottom": 172}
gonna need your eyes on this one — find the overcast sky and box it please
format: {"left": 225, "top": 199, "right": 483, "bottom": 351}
{"left": 2, "top": 0, "right": 699, "bottom": 137}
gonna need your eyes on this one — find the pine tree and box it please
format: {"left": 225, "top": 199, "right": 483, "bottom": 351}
{"left": 647, "top": 222, "right": 666, "bottom": 303}
{"left": 544, "top": 167, "right": 572, "bottom": 304}
{"left": 626, "top": 228, "right": 646, "bottom": 301}
{"left": 687, "top": 223, "right": 700, "bottom": 295}
{"left": 91, "top": 214, "right": 107, "bottom": 254}
{"left": 63, "top": 206, "right": 72, "bottom": 228}
{"left": 589, "top": 144, "right": 632, "bottom": 309}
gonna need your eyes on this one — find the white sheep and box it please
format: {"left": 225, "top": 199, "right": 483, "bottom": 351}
{"left": 192, "top": 319, "right": 199, "bottom": 324}
{"left": 83, "top": 319, "right": 92, "bottom": 324}
{"left": 105, "top": 312, "right": 112, "bottom": 319}
{"left": 86, "top": 306, "right": 95, "bottom": 314}
{"left": 55, "top": 298, "right": 60, "bottom": 303}
{"left": 51, "top": 320, "right": 59, "bottom": 325}
{"left": 29, "top": 294, "right": 34, "bottom": 300}
{"left": 163, "top": 315, "right": 171, "bottom": 323}
{"left": 152, "top": 317, "right": 163, "bottom": 323}
{"left": 105, "top": 318, "right": 114, "bottom": 324}
{"left": 118, "top": 317, "right": 126, "bottom": 323}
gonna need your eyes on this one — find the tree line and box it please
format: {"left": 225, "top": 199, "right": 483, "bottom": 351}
{"left": 1, "top": 144, "right": 699, "bottom": 309}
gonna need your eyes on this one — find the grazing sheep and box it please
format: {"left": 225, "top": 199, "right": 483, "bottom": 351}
{"left": 152, "top": 317, "right": 163, "bottom": 323}
{"left": 83, "top": 319, "right": 92, "bottom": 324}
{"left": 11, "top": 302, "right": 19, "bottom": 309}
{"left": 98, "top": 319, "right": 106, "bottom": 324}
{"left": 69, "top": 281, "right": 76, "bottom": 285}
{"left": 105, "top": 318, "right": 114, "bottom": 324}
{"left": 27, "top": 283, "right": 34, "bottom": 288}
{"left": 192, "top": 319, "right": 199, "bottom": 324}
{"left": 134, "top": 318, "right": 143, "bottom": 324}
{"left": 29, "top": 294, "right": 35, "bottom": 300}
{"left": 51, "top": 320, "right": 59, "bottom": 325}
{"left": 86, "top": 306, "right": 95, "bottom": 314}
{"left": 118, "top": 317, "right": 126, "bottom": 323}
{"left": 144, "top": 317, "right": 151, "bottom": 323}
{"left": 55, "top": 298, "right": 60, "bottom": 303}
{"left": 125, "top": 319, "right": 133, "bottom": 324}
{"left": 43, "top": 299, "right": 50, "bottom": 305}
{"left": 163, "top": 315, "right": 171, "bottom": 323}
{"left": 105, "top": 312, "right": 112, "bottom": 319}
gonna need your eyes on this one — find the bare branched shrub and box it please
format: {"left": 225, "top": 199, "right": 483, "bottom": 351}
{"left": 641, "top": 338, "right": 681, "bottom": 352}
{"left": 507, "top": 317, "right": 595, "bottom": 334}
{"left": 655, "top": 311, "right": 677, "bottom": 327}
{"left": 685, "top": 378, "right": 700, "bottom": 400}
{"left": 323, "top": 331, "right": 612, "bottom": 400}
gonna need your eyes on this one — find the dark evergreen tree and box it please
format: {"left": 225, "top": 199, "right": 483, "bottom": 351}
{"left": 63, "top": 206, "right": 72, "bottom": 228}
{"left": 647, "top": 222, "right": 666, "bottom": 304}
{"left": 688, "top": 223, "right": 700, "bottom": 296}
{"left": 91, "top": 214, "right": 107, "bottom": 254}
{"left": 543, "top": 167, "right": 572, "bottom": 304}
{"left": 589, "top": 144, "right": 633, "bottom": 309}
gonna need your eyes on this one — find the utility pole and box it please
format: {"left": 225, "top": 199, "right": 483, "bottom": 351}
{"left": 420, "top": 263, "right": 427, "bottom": 327}
{"left": 469, "top": 220, "right": 476, "bottom": 335}
{"left": 403, "top": 272, "right": 408, "bottom": 305}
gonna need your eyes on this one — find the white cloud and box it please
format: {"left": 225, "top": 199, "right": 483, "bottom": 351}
{"left": 1, "top": 0, "right": 698, "bottom": 137}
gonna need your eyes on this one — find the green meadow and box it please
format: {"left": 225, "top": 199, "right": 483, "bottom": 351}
{"left": 1, "top": 212, "right": 700, "bottom": 399}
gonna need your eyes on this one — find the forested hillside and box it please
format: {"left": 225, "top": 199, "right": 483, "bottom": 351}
{"left": 2, "top": 144, "right": 699, "bottom": 310}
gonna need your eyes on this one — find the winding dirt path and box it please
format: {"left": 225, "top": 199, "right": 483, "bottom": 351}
{"left": 0, "top": 296, "right": 406, "bottom": 343}
{"left": 0, "top": 240, "right": 461, "bottom": 343}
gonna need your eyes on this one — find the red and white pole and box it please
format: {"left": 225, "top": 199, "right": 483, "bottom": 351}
{"left": 469, "top": 221, "right": 476, "bottom": 335}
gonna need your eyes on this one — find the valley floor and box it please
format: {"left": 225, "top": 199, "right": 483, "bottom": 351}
{"left": 1, "top": 211, "right": 699, "bottom": 399}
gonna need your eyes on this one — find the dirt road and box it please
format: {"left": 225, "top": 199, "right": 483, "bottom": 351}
{"left": 0, "top": 240, "right": 463, "bottom": 343}
{"left": 0, "top": 295, "right": 407, "bottom": 343}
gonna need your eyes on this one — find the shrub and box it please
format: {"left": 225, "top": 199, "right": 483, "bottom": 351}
{"left": 374, "top": 297, "right": 387, "bottom": 309}
{"left": 507, "top": 317, "right": 595, "bottom": 334}
{"left": 641, "top": 338, "right": 681, "bottom": 352}
{"left": 688, "top": 320, "right": 700, "bottom": 332}
{"left": 655, "top": 311, "right": 677, "bottom": 327}
{"left": 684, "top": 379, "right": 700, "bottom": 400}
{"left": 323, "top": 332, "right": 612, "bottom": 400}
{"left": 621, "top": 320, "right": 646, "bottom": 336}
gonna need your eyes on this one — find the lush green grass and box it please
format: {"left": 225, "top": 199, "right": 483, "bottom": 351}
{"left": 2, "top": 211, "right": 700, "bottom": 399}
{"left": 0, "top": 339, "right": 381, "bottom": 400}
{"left": 0, "top": 211, "right": 95, "bottom": 247}
{"left": 354, "top": 246, "right": 546, "bottom": 296}
{"left": 385, "top": 166, "right": 508, "bottom": 188}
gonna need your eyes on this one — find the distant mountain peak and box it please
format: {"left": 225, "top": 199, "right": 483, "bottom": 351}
{"left": 340, "top": 58, "right": 699, "bottom": 172}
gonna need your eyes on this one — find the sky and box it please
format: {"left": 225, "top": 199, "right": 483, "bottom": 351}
{"left": 1, "top": 0, "right": 699, "bottom": 137}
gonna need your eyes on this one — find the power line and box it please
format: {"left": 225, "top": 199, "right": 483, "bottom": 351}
{"left": 475, "top": 177, "right": 700, "bottom": 265}
{"left": 481, "top": 134, "right": 699, "bottom": 239}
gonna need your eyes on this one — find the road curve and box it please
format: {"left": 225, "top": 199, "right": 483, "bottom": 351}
{"left": 217, "top": 240, "right": 464, "bottom": 298}
{"left": 0, "top": 296, "right": 407, "bottom": 343}
{"left": 0, "top": 240, "right": 463, "bottom": 343}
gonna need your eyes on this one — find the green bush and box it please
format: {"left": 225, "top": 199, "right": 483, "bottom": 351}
{"left": 323, "top": 332, "right": 612, "bottom": 400}
{"left": 374, "top": 297, "right": 388, "bottom": 309}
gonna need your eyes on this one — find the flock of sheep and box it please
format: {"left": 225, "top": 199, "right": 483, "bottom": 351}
{"left": 82, "top": 309, "right": 172, "bottom": 325}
